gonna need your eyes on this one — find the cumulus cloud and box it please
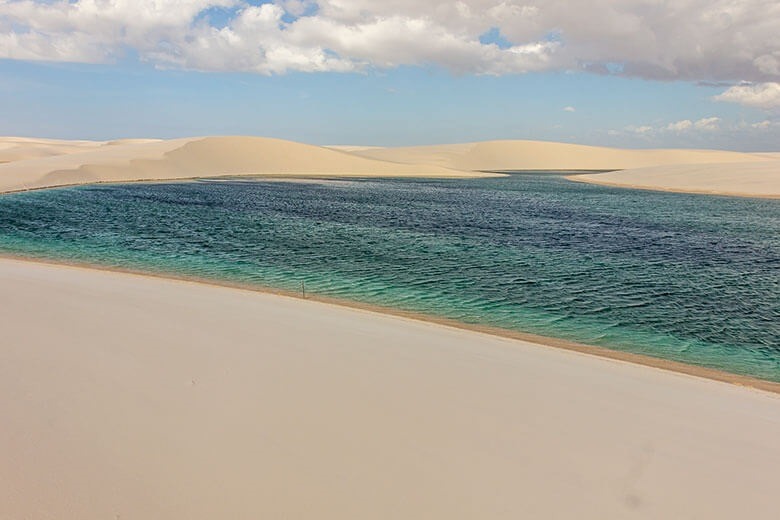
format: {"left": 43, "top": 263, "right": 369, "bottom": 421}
{"left": 661, "top": 117, "right": 720, "bottom": 133}
{"left": 666, "top": 120, "right": 693, "bottom": 132}
{"left": 625, "top": 117, "right": 722, "bottom": 135}
{"left": 692, "top": 116, "right": 721, "bottom": 131}
{"left": 626, "top": 125, "right": 655, "bottom": 135}
{"left": 563, "top": 106, "right": 575, "bottom": 112}
{"left": 1, "top": 0, "right": 779, "bottom": 79}
{"left": 713, "top": 82, "right": 780, "bottom": 109}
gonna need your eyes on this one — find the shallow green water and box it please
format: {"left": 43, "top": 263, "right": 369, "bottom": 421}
{"left": 0, "top": 174, "right": 778, "bottom": 380}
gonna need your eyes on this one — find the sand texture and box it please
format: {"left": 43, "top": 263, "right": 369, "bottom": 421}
{"left": 573, "top": 160, "right": 780, "bottom": 198}
{"left": 1, "top": 257, "right": 779, "bottom": 519}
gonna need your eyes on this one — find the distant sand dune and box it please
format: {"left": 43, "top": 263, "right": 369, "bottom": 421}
{"left": 0, "top": 136, "right": 484, "bottom": 193}
{"left": 0, "top": 136, "right": 104, "bottom": 163}
{"left": 1, "top": 135, "right": 778, "bottom": 197}
{"left": 349, "top": 140, "right": 763, "bottom": 171}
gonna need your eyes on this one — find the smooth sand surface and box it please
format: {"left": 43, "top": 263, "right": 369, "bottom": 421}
{"left": 2, "top": 257, "right": 779, "bottom": 519}
{"left": 573, "top": 160, "right": 780, "bottom": 198}
{"left": 0, "top": 136, "right": 486, "bottom": 193}
{"left": 347, "top": 140, "right": 764, "bottom": 171}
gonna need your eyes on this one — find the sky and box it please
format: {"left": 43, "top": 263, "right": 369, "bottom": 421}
{"left": 1, "top": 0, "right": 779, "bottom": 150}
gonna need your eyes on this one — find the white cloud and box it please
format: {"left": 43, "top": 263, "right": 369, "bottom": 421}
{"left": 624, "top": 117, "right": 722, "bottom": 136}
{"left": 626, "top": 125, "right": 655, "bottom": 135}
{"left": 693, "top": 116, "right": 720, "bottom": 131}
{"left": 713, "top": 82, "right": 780, "bottom": 109}
{"left": 563, "top": 106, "right": 575, "bottom": 112}
{"left": 666, "top": 120, "right": 693, "bottom": 132}
{"left": 665, "top": 117, "right": 720, "bottom": 132}
{"left": 0, "top": 1, "right": 779, "bottom": 79}
{"left": 751, "top": 120, "right": 773, "bottom": 129}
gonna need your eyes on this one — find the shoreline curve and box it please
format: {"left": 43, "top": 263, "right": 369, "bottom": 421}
{"left": 3, "top": 253, "right": 778, "bottom": 394}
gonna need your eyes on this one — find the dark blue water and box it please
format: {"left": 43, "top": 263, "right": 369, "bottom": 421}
{"left": 0, "top": 174, "right": 778, "bottom": 380}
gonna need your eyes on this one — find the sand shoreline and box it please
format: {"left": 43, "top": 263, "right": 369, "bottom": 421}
{"left": 0, "top": 170, "right": 503, "bottom": 196}
{"left": 570, "top": 161, "right": 780, "bottom": 198}
{"left": 568, "top": 173, "right": 780, "bottom": 199}
{"left": 3, "top": 253, "right": 778, "bottom": 394}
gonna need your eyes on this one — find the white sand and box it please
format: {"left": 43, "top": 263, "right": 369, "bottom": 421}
{"left": 0, "top": 136, "right": 105, "bottom": 163}
{"left": 0, "top": 136, "right": 486, "bottom": 193}
{"left": 573, "top": 160, "right": 780, "bottom": 197}
{"left": 347, "top": 140, "right": 763, "bottom": 171}
{"left": 1, "top": 257, "right": 779, "bottom": 519}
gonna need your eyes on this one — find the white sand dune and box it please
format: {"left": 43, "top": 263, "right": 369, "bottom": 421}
{"left": 1, "top": 257, "right": 778, "bottom": 519}
{"left": 348, "top": 140, "right": 763, "bottom": 171}
{"left": 0, "top": 136, "right": 484, "bottom": 193}
{"left": 0, "top": 137, "right": 166, "bottom": 165}
{"left": 573, "top": 160, "right": 780, "bottom": 198}
{"left": 0, "top": 136, "right": 105, "bottom": 163}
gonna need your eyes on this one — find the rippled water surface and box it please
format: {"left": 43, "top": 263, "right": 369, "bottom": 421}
{"left": 1, "top": 174, "right": 778, "bottom": 380}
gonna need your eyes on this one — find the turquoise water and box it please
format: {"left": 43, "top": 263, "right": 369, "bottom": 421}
{"left": 0, "top": 174, "right": 778, "bottom": 380}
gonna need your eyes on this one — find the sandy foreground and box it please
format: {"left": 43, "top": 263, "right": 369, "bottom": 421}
{"left": 2, "top": 135, "right": 778, "bottom": 196}
{"left": 1, "top": 257, "right": 779, "bottom": 519}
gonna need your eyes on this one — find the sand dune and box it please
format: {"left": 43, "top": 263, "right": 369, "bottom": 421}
{"left": 0, "top": 137, "right": 167, "bottom": 165}
{"left": 2, "top": 135, "right": 777, "bottom": 196}
{"left": 0, "top": 136, "right": 484, "bottom": 193}
{"left": 573, "top": 160, "right": 780, "bottom": 198}
{"left": 1, "top": 257, "right": 778, "bottom": 519}
{"left": 0, "top": 136, "right": 105, "bottom": 163}
{"left": 347, "top": 140, "right": 764, "bottom": 171}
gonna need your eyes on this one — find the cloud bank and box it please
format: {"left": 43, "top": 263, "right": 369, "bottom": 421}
{"left": 714, "top": 82, "right": 780, "bottom": 109}
{"left": 1, "top": 1, "right": 779, "bottom": 89}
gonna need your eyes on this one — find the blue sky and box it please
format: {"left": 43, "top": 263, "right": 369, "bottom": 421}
{"left": 1, "top": 1, "right": 778, "bottom": 150}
